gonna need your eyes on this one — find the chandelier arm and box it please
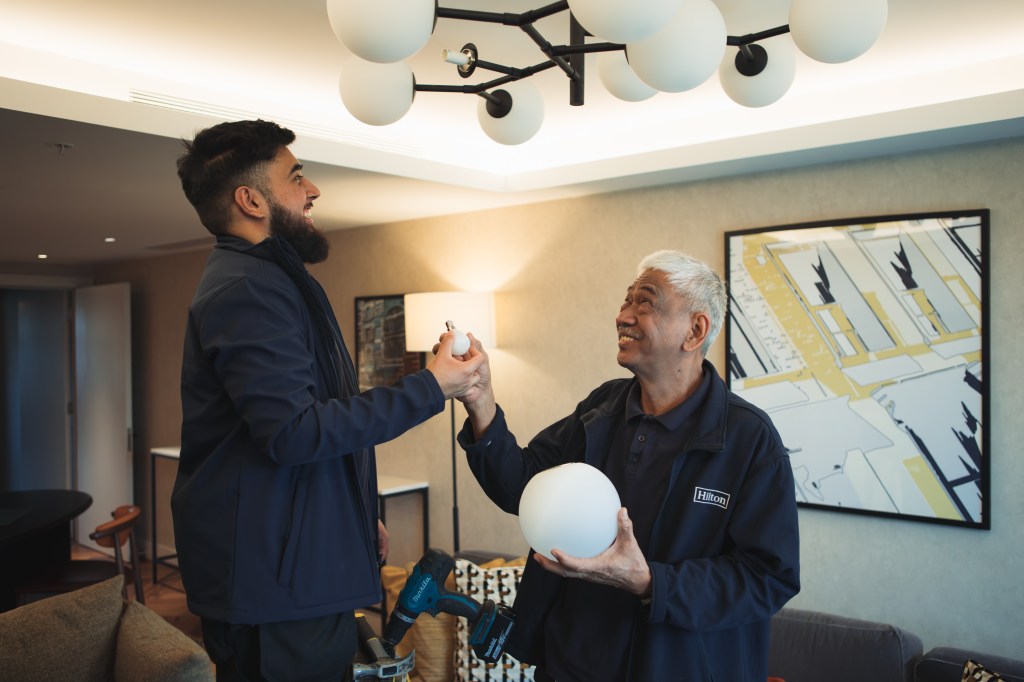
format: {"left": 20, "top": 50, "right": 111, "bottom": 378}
{"left": 470, "top": 59, "right": 526, "bottom": 77}
{"left": 414, "top": 61, "right": 560, "bottom": 95}
{"left": 549, "top": 42, "right": 624, "bottom": 57}
{"left": 520, "top": 24, "right": 580, "bottom": 83}
{"left": 568, "top": 12, "right": 585, "bottom": 106}
{"left": 727, "top": 24, "right": 791, "bottom": 46}
{"left": 436, "top": 1, "right": 569, "bottom": 27}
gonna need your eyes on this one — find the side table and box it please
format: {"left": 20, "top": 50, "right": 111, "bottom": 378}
{"left": 149, "top": 446, "right": 180, "bottom": 586}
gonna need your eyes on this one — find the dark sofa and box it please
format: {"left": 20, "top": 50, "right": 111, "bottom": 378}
{"left": 768, "top": 607, "right": 1024, "bottom": 682}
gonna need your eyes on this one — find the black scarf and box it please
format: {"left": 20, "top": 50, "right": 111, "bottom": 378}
{"left": 222, "top": 235, "right": 358, "bottom": 399}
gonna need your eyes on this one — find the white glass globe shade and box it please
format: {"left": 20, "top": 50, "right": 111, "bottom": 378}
{"left": 327, "top": 0, "right": 435, "bottom": 64}
{"left": 518, "top": 463, "right": 621, "bottom": 560}
{"left": 477, "top": 81, "right": 544, "bottom": 146}
{"left": 339, "top": 59, "right": 414, "bottom": 126}
{"left": 789, "top": 0, "right": 887, "bottom": 64}
{"left": 598, "top": 51, "right": 657, "bottom": 102}
{"left": 567, "top": 0, "right": 679, "bottom": 44}
{"left": 718, "top": 37, "right": 796, "bottom": 107}
{"left": 625, "top": 0, "right": 727, "bottom": 93}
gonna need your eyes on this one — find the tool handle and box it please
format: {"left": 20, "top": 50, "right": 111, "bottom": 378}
{"left": 356, "top": 613, "right": 392, "bottom": 661}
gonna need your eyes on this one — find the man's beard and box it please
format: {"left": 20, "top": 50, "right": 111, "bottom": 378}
{"left": 269, "top": 201, "right": 329, "bottom": 264}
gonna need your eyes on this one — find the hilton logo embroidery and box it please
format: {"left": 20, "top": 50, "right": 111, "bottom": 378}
{"left": 694, "top": 487, "right": 730, "bottom": 509}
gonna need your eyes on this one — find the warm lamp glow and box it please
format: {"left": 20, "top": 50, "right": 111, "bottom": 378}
{"left": 404, "top": 291, "right": 496, "bottom": 352}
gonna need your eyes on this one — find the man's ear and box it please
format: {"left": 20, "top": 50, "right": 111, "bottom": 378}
{"left": 233, "top": 185, "right": 268, "bottom": 220}
{"left": 682, "top": 312, "right": 710, "bottom": 353}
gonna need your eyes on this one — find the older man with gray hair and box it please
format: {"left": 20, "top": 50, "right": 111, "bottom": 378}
{"left": 457, "top": 250, "right": 800, "bottom": 681}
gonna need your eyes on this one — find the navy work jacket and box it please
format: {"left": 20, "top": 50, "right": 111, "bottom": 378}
{"left": 173, "top": 237, "right": 445, "bottom": 624}
{"left": 461, "top": 363, "right": 800, "bottom": 681}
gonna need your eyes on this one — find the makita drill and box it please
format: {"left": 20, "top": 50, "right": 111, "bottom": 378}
{"left": 382, "top": 548, "right": 515, "bottom": 664}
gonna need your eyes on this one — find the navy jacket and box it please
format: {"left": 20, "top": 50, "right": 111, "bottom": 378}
{"left": 173, "top": 237, "right": 445, "bottom": 624}
{"left": 461, "top": 363, "right": 800, "bottom": 681}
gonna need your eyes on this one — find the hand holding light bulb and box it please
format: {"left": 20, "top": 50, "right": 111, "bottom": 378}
{"left": 446, "top": 320, "right": 471, "bottom": 356}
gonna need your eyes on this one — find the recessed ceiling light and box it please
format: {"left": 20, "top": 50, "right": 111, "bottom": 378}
{"left": 104, "top": 237, "right": 117, "bottom": 243}
{"left": 37, "top": 254, "right": 48, "bottom": 259}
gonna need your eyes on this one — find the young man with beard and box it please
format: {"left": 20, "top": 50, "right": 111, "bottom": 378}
{"left": 172, "top": 119, "right": 484, "bottom": 681}
{"left": 456, "top": 251, "right": 800, "bottom": 681}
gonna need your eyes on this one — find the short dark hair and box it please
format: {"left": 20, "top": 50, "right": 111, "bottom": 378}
{"left": 176, "top": 119, "right": 296, "bottom": 234}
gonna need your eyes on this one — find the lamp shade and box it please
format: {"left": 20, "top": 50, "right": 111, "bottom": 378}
{"left": 326, "top": 0, "right": 435, "bottom": 63}
{"left": 598, "top": 51, "right": 657, "bottom": 102}
{"left": 789, "top": 0, "right": 888, "bottom": 64}
{"left": 718, "top": 37, "right": 796, "bottom": 107}
{"left": 477, "top": 81, "right": 544, "bottom": 145}
{"left": 567, "top": 0, "right": 680, "bottom": 44}
{"left": 518, "top": 463, "right": 620, "bottom": 560}
{"left": 339, "top": 58, "right": 414, "bottom": 125}
{"left": 404, "top": 292, "right": 496, "bottom": 352}
{"left": 625, "top": 0, "right": 727, "bottom": 93}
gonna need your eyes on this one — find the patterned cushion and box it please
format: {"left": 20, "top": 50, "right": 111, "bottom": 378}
{"left": 453, "top": 558, "right": 534, "bottom": 682}
{"left": 964, "top": 659, "right": 1007, "bottom": 681}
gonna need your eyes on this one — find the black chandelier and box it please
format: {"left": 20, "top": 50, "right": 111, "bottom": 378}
{"left": 329, "top": 0, "right": 888, "bottom": 144}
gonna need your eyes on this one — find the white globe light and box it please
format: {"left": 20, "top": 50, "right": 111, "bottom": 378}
{"left": 567, "top": 0, "right": 680, "bottom": 44}
{"left": 789, "top": 0, "right": 888, "bottom": 64}
{"left": 339, "top": 59, "right": 414, "bottom": 126}
{"left": 477, "top": 81, "right": 544, "bottom": 145}
{"left": 718, "top": 37, "right": 796, "bottom": 107}
{"left": 518, "top": 463, "right": 621, "bottom": 560}
{"left": 625, "top": 0, "right": 727, "bottom": 93}
{"left": 598, "top": 51, "right": 657, "bottom": 102}
{"left": 327, "top": 0, "right": 435, "bottom": 64}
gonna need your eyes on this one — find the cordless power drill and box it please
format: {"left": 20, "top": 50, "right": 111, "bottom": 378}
{"left": 382, "top": 548, "right": 515, "bottom": 664}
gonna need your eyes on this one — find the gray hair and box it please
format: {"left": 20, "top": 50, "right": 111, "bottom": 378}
{"left": 637, "top": 250, "right": 727, "bottom": 355}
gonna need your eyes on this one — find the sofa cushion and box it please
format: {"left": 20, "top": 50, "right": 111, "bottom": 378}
{"left": 915, "top": 647, "right": 1024, "bottom": 682}
{"left": 453, "top": 558, "right": 533, "bottom": 682}
{"left": 0, "top": 575, "right": 124, "bottom": 682}
{"left": 768, "top": 607, "right": 923, "bottom": 682}
{"left": 115, "top": 599, "right": 214, "bottom": 681}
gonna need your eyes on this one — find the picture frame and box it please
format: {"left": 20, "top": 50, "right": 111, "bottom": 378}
{"left": 724, "top": 210, "right": 989, "bottom": 529}
{"left": 354, "top": 295, "right": 425, "bottom": 391}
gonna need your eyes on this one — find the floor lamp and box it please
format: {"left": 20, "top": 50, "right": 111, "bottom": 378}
{"left": 404, "top": 291, "right": 495, "bottom": 553}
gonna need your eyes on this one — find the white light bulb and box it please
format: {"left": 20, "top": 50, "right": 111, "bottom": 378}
{"left": 598, "top": 51, "right": 657, "bottom": 102}
{"left": 568, "top": 0, "right": 679, "bottom": 44}
{"left": 446, "top": 321, "right": 471, "bottom": 356}
{"left": 326, "top": 0, "right": 435, "bottom": 63}
{"left": 626, "top": 0, "right": 727, "bottom": 93}
{"left": 789, "top": 0, "right": 888, "bottom": 64}
{"left": 339, "top": 58, "right": 414, "bottom": 126}
{"left": 718, "top": 36, "right": 796, "bottom": 108}
{"left": 477, "top": 81, "right": 544, "bottom": 145}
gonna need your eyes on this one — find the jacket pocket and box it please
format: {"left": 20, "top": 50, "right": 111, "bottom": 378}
{"left": 277, "top": 477, "right": 309, "bottom": 587}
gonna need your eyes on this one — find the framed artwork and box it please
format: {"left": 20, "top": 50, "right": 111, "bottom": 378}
{"left": 725, "top": 210, "right": 989, "bottom": 529}
{"left": 355, "top": 295, "right": 425, "bottom": 390}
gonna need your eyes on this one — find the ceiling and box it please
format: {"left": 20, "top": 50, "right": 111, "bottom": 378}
{"left": 1, "top": 0, "right": 1023, "bottom": 268}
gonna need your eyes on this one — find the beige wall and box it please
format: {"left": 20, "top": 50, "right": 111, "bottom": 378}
{"left": 97, "top": 137, "right": 1024, "bottom": 658}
